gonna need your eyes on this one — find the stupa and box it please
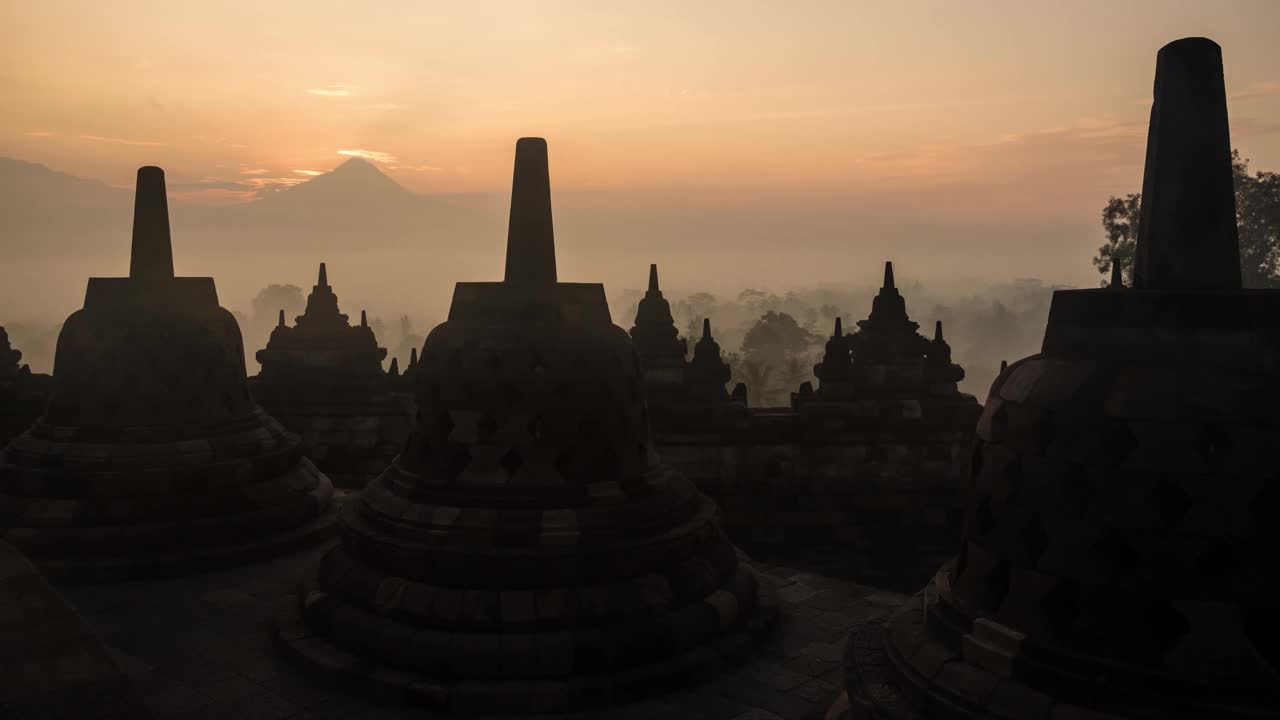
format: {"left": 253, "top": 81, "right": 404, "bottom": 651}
{"left": 0, "top": 167, "right": 336, "bottom": 581}
{"left": 685, "top": 318, "right": 735, "bottom": 404}
{"left": 629, "top": 263, "right": 689, "bottom": 404}
{"left": 837, "top": 38, "right": 1280, "bottom": 719}
{"left": 275, "top": 138, "right": 775, "bottom": 713}
{"left": 0, "top": 327, "right": 51, "bottom": 448}
{"left": 253, "top": 263, "right": 410, "bottom": 488}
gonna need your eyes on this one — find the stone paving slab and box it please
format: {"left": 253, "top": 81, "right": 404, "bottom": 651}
{"left": 57, "top": 541, "right": 908, "bottom": 719}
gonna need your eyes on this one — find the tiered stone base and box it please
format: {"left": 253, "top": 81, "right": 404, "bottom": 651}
{"left": 839, "top": 569, "right": 1280, "bottom": 720}
{"left": 273, "top": 567, "right": 775, "bottom": 713}
{"left": 0, "top": 410, "right": 339, "bottom": 582}
{"left": 272, "top": 464, "right": 778, "bottom": 713}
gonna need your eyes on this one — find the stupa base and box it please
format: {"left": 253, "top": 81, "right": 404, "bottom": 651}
{"left": 6, "top": 476, "right": 339, "bottom": 584}
{"left": 272, "top": 568, "right": 778, "bottom": 714}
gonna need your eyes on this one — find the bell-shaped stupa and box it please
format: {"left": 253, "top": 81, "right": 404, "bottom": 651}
{"left": 0, "top": 167, "right": 336, "bottom": 581}
{"left": 275, "top": 138, "right": 775, "bottom": 713}
{"left": 629, "top": 263, "right": 690, "bottom": 402}
{"left": 253, "top": 263, "right": 409, "bottom": 488}
{"left": 837, "top": 38, "right": 1280, "bottom": 719}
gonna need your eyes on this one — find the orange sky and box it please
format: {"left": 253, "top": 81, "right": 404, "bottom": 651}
{"left": 3, "top": 0, "right": 1279, "bottom": 222}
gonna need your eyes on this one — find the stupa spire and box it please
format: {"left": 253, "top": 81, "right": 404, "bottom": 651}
{"left": 128, "top": 166, "right": 175, "bottom": 281}
{"left": 503, "top": 137, "right": 557, "bottom": 287}
{"left": 883, "top": 261, "right": 895, "bottom": 290}
{"left": 360, "top": 310, "right": 368, "bottom": 327}
{"left": 1110, "top": 257, "right": 1125, "bottom": 288}
{"left": 834, "top": 317, "right": 843, "bottom": 337}
{"left": 318, "top": 262, "right": 328, "bottom": 288}
{"left": 408, "top": 347, "right": 418, "bottom": 369}
{"left": 702, "top": 317, "right": 712, "bottom": 340}
{"left": 648, "top": 263, "right": 660, "bottom": 293}
{"left": 934, "top": 320, "right": 944, "bottom": 342}
{"left": 1133, "top": 37, "right": 1240, "bottom": 290}
{"left": 277, "top": 309, "right": 285, "bottom": 328}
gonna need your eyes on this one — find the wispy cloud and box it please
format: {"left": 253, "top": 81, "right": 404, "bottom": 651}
{"left": 240, "top": 168, "right": 270, "bottom": 175}
{"left": 23, "top": 130, "right": 55, "bottom": 137}
{"left": 337, "top": 149, "right": 397, "bottom": 164}
{"left": 79, "top": 134, "right": 166, "bottom": 147}
{"left": 307, "top": 85, "right": 351, "bottom": 97}
{"left": 1230, "top": 81, "right": 1280, "bottom": 102}
{"left": 293, "top": 169, "right": 324, "bottom": 176}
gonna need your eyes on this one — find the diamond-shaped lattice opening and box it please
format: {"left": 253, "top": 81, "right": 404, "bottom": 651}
{"left": 970, "top": 441, "right": 985, "bottom": 482}
{"left": 441, "top": 446, "right": 471, "bottom": 481}
{"left": 1022, "top": 512, "right": 1049, "bottom": 565}
{"left": 477, "top": 415, "right": 499, "bottom": 444}
{"left": 1193, "top": 423, "right": 1232, "bottom": 467}
{"left": 1151, "top": 477, "right": 1192, "bottom": 528}
{"left": 500, "top": 449, "right": 523, "bottom": 477}
{"left": 555, "top": 449, "right": 575, "bottom": 477}
{"left": 1032, "top": 411, "right": 1056, "bottom": 454}
{"left": 1040, "top": 579, "right": 1080, "bottom": 636}
{"left": 1090, "top": 529, "right": 1137, "bottom": 580}
{"left": 437, "top": 411, "right": 456, "bottom": 439}
{"left": 527, "top": 416, "right": 545, "bottom": 443}
{"left": 1060, "top": 463, "right": 1093, "bottom": 515}
{"left": 1100, "top": 422, "right": 1138, "bottom": 465}
{"left": 982, "top": 560, "right": 1011, "bottom": 613}
{"left": 1001, "top": 456, "right": 1025, "bottom": 503}
{"left": 969, "top": 495, "right": 995, "bottom": 539}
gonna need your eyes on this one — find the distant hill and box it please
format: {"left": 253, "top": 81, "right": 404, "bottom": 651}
{"left": 0, "top": 156, "right": 494, "bottom": 256}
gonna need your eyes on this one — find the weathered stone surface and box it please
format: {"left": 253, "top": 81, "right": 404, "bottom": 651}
{"left": 0, "top": 167, "right": 336, "bottom": 582}
{"left": 274, "top": 138, "right": 776, "bottom": 713}
{"left": 838, "top": 38, "right": 1280, "bottom": 719}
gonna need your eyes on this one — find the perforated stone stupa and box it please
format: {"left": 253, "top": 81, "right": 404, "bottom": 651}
{"left": 274, "top": 138, "right": 776, "bottom": 713}
{"left": 252, "top": 263, "right": 409, "bottom": 488}
{"left": 0, "top": 167, "right": 336, "bottom": 581}
{"left": 837, "top": 38, "right": 1280, "bottom": 719}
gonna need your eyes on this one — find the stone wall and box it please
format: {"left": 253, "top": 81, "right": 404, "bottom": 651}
{"left": 652, "top": 406, "right": 974, "bottom": 549}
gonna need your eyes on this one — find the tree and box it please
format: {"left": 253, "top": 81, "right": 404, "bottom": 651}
{"left": 739, "top": 359, "right": 774, "bottom": 407}
{"left": 1094, "top": 150, "right": 1280, "bottom": 288}
{"left": 740, "top": 311, "right": 820, "bottom": 370}
{"left": 250, "top": 284, "right": 305, "bottom": 327}
{"left": 1235, "top": 151, "right": 1280, "bottom": 288}
{"left": 1092, "top": 194, "right": 1141, "bottom": 286}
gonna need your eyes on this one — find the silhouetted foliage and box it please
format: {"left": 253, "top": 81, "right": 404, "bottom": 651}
{"left": 1095, "top": 150, "right": 1280, "bottom": 288}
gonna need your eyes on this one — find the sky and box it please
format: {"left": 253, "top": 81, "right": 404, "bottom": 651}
{"left": 2, "top": 1, "right": 1280, "bottom": 304}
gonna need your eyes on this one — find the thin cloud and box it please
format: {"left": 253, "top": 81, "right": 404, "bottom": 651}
{"left": 392, "top": 164, "right": 444, "bottom": 172}
{"left": 337, "top": 149, "right": 397, "bottom": 164}
{"left": 1230, "top": 81, "right": 1280, "bottom": 102}
{"left": 78, "top": 134, "right": 166, "bottom": 147}
{"left": 240, "top": 168, "right": 270, "bottom": 175}
{"left": 293, "top": 169, "right": 324, "bottom": 176}
{"left": 307, "top": 85, "right": 351, "bottom": 97}
{"left": 23, "top": 131, "right": 55, "bottom": 137}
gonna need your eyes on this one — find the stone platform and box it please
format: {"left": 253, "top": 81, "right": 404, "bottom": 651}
{"left": 60, "top": 518, "right": 911, "bottom": 720}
